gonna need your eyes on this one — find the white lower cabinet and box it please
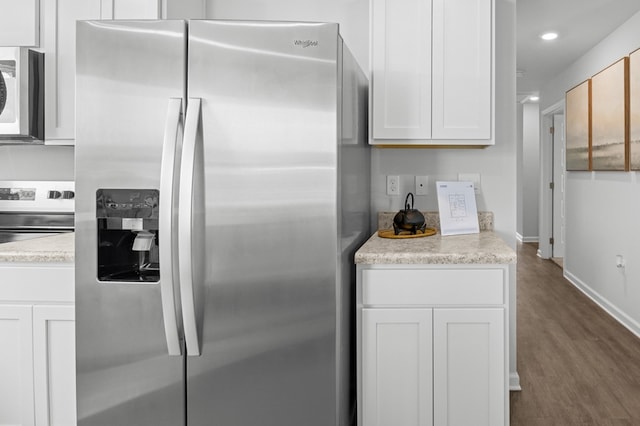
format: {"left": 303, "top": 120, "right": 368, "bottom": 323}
{"left": 33, "top": 305, "right": 76, "bottom": 426}
{"left": 0, "top": 264, "right": 75, "bottom": 426}
{"left": 433, "top": 308, "right": 504, "bottom": 426}
{"left": 357, "top": 266, "right": 508, "bottom": 426}
{"left": 362, "top": 308, "right": 433, "bottom": 426}
{"left": 0, "top": 305, "right": 35, "bottom": 426}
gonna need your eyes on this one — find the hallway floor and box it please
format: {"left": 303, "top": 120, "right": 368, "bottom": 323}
{"left": 510, "top": 243, "right": 640, "bottom": 425}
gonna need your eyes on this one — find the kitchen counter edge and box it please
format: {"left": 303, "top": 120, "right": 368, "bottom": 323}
{"left": 0, "top": 232, "right": 74, "bottom": 263}
{"left": 355, "top": 230, "right": 516, "bottom": 265}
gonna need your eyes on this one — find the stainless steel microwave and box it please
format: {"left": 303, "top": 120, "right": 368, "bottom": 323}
{"left": 0, "top": 47, "right": 44, "bottom": 142}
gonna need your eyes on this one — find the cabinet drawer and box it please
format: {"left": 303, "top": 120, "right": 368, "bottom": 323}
{"left": 362, "top": 268, "right": 504, "bottom": 306}
{"left": 0, "top": 265, "right": 74, "bottom": 303}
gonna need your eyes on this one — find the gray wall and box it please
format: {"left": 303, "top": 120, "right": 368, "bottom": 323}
{"left": 0, "top": 145, "right": 74, "bottom": 180}
{"left": 540, "top": 10, "right": 640, "bottom": 335}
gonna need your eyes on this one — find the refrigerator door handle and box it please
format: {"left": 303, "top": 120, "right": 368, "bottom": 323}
{"left": 179, "top": 98, "right": 204, "bottom": 356}
{"left": 159, "top": 97, "right": 184, "bottom": 356}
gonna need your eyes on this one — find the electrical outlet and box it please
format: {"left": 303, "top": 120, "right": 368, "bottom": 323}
{"left": 415, "top": 176, "right": 429, "bottom": 195}
{"left": 386, "top": 175, "right": 399, "bottom": 195}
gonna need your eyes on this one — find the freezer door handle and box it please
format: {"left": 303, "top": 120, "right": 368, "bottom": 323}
{"left": 159, "top": 97, "right": 184, "bottom": 356}
{"left": 179, "top": 98, "right": 204, "bottom": 356}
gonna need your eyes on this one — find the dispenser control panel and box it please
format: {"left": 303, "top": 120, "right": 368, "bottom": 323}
{"left": 97, "top": 189, "right": 158, "bottom": 218}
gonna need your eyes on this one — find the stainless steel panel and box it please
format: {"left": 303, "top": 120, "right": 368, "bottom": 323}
{"left": 187, "top": 21, "right": 341, "bottom": 426}
{"left": 75, "top": 20, "right": 187, "bottom": 426}
{"left": 337, "top": 42, "right": 371, "bottom": 426}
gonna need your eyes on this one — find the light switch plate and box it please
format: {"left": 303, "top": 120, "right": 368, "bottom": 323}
{"left": 415, "top": 176, "right": 429, "bottom": 195}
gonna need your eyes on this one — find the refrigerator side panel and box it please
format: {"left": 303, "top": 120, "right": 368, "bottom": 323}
{"left": 337, "top": 39, "right": 371, "bottom": 426}
{"left": 187, "top": 20, "right": 340, "bottom": 426}
{"left": 75, "top": 20, "right": 187, "bottom": 426}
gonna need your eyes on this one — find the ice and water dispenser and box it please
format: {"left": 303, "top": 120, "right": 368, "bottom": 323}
{"left": 96, "top": 189, "right": 160, "bottom": 282}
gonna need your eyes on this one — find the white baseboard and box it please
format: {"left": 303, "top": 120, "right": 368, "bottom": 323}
{"left": 509, "top": 372, "right": 521, "bottom": 391}
{"left": 516, "top": 233, "right": 539, "bottom": 243}
{"left": 564, "top": 269, "right": 640, "bottom": 339}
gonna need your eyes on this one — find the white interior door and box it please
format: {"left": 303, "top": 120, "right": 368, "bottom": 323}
{"left": 552, "top": 114, "right": 566, "bottom": 259}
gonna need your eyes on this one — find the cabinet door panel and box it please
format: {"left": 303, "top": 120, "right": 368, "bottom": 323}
{"left": 0, "top": 0, "right": 38, "bottom": 46}
{"left": 43, "top": 0, "right": 102, "bottom": 142}
{"left": 433, "top": 308, "right": 505, "bottom": 426}
{"left": 33, "top": 305, "right": 76, "bottom": 426}
{"left": 362, "top": 308, "right": 432, "bottom": 426}
{"left": 432, "top": 0, "right": 492, "bottom": 140}
{"left": 0, "top": 305, "right": 34, "bottom": 426}
{"left": 371, "top": 0, "right": 431, "bottom": 139}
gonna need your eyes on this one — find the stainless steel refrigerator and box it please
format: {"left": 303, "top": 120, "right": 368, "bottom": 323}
{"left": 75, "top": 19, "right": 370, "bottom": 426}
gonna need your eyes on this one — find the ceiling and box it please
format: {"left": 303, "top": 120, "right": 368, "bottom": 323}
{"left": 517, "top": 0, "right": 640, "bottom": 101}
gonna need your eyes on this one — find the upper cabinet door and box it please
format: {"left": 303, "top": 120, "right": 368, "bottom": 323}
{"left": 432, "top": 0, "right": 492, "bottom": 140}
{"left": 371, "top": 0, "right": 431, "bottom": 140}
{"left": 0, "top": 0, "right": 39, "bottom": 47}
{"left": 42, "top": 0, "right": 103, "bottom": 144}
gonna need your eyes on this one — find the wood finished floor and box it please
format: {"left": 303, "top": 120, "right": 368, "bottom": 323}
{"left": 510, "top": 242, "right": 640, "bottom": 425}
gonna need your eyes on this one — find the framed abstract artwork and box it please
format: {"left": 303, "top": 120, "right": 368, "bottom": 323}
{"left": 629, "top": 49, "right": 640, "bottom": 169}
{"left": 590, "top": 57, "right": 629, "bottom": 171}
{"left": 565, "top": 80, "right": 591, "bottom": 171}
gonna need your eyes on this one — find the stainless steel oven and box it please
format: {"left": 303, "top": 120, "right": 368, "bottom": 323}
{"left": 0, "top": 181, "right": 74, "bottom": 243}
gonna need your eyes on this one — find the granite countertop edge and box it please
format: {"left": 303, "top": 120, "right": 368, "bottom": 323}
{"left": 0, "top": 233, "right": 75, "bottom": 264}
{"left": 355, "top": 231, "right": 517, "bottom": 265}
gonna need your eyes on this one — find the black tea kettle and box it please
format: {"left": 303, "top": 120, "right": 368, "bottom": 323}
{"left": 393, "top": 192, "right": 427, "bottom": 235}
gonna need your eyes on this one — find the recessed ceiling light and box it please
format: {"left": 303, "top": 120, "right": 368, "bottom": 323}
{"left": 529, "top": 96, "right": 539, "bottom": 102}
{"left": 540, "top": 32, "right": 558, "bottom": 41}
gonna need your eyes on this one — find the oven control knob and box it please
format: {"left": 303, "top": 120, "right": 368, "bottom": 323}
{"left": 62, "top": 190, "right": 75, "bottom": 200}
{"left": 48, "top": 190, "right": 62, "bottom": 199}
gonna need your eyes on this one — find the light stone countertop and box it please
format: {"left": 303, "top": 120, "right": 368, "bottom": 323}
{"left": 355, "top": 231, "right": 516, "bottom": 265}
{"left": 0, "top": 233, "right": 74, "bottom": 263}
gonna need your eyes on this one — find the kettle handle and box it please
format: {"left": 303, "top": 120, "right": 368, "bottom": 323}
{"left": 405, "top": 192, "right": 414, "bottom": 210}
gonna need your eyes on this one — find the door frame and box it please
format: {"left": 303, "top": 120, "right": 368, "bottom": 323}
{"left": 551, "top": 113, "right": 566, "bottom": 259}
{"left": 539, "top": 99, "right": 565, "bottom": 259}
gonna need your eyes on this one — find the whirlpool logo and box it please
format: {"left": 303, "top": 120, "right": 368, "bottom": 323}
{"left": 294, "top": 39, "right": 319, "bottom": 48}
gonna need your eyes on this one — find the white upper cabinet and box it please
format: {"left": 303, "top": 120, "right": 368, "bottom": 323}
{"left": 0, "top": 0, "right": 39, "bottom": 47}
{"left": 371, "top": 0, "right": 494, "bottom": 145}
{"left": 41, "top": 0, "right": 204, "bottom": 145}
